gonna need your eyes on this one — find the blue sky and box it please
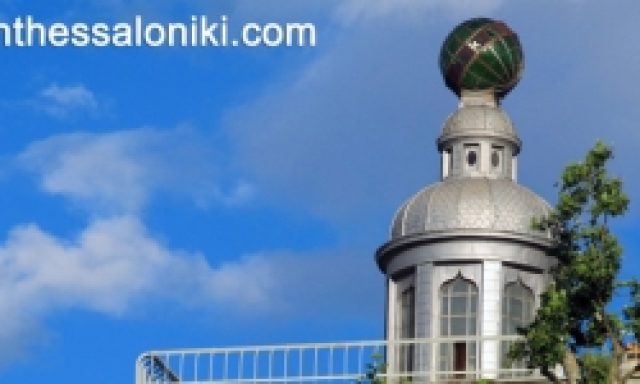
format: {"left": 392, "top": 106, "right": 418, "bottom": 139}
{"left": 0, "top": 1, "right": 639, "bottom": 382}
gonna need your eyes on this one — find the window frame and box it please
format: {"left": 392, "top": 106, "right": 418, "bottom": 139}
{"left": 501, "top": 281, "right": 535, "bottom": 377}
{"left": 464, "top": 144, "right": 480, "bottom": 173}
{"left": 438, "top": 276, "right": 479, "bottom": 378}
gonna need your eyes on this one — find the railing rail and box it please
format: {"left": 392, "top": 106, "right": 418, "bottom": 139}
{"left": 136, "top": 336, "right": 547, "bottom": 383}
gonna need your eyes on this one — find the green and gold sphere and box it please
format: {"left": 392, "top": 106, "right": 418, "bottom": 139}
{"left": 439, "top": 18, "right": 523, "bottom": 99}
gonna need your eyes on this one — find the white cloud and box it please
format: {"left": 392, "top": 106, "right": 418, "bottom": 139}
{"left": 0, "top": 217, "right": 166, "bottom": 315}
{"left": 0, "top": 215, "right": 380, "bottom": 364}
{"left": 37, "top": 84, "right": 98, "bottom": 118}
{"left": 0, "top": 216, "right": 274, "bottom": 363}
{"left": 19, "top": 128, "right": 254, "bottom": 214}
{"left": 0, "top": 216, "right": 173, "bottom": 362}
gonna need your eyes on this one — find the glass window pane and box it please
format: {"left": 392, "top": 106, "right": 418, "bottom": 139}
{"left": 440, "top": 343, "right": 449, "bottom": 356}
{"left": 510, "top": 298, "right": 522, "bottom": 318}
{"left": 452, "top": 279, "right": 468, "bottom": 293}
{"left": 512, "top": 283, "right": 522, "bottom": 297}
{"left": 508, "top": 321, "right": 517, "bottom": 335}
{"left": 451, "top": 318, "right": 466, "bottom": 335}
{"left": 440, "top": 343, "right": 450, "bottom": 373}
{"left": 439, "top": 358, "right": 448, "bottom": 371}
{"left": 524, "top": 302, "right": 532, "bottom": 320}
{"left": 467, "top": 150, "right": 477, "bottom": 166}
{"left": 468, "top": 318, "right": 476, "bottom": 335}
{"left": 464, "top": 144, "right": 480, "bottom": 170}
{"left": 503, "top": 283, "right": 536, "bottom": 338}
{"left": 468, "top": 342, "right": 477, "bottom": 367}
{"left": 504, "top": 283, "right": 531, "bottom": 370}
{"left": 440, "top": 278, "right": 479, "bottom": 340}
{"left": 491, "top": 150, "right": 501, "bottom": 168}
{"left": 401, "top": 287, "right": 415, "bottom": 338}
{"left": 501, "top": 341, "right": 510, "bottom": 368}
{"left": 441, "top": 319, "right": 449, "bottom": 336}
{"left": 451, "top": 297, "right": 467, "bottom": 315}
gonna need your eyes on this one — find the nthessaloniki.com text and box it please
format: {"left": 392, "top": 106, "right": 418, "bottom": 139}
{"left": 0, "top": 15, "right": 317, "bottom": 48}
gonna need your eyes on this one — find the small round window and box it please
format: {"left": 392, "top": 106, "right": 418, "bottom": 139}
{"left": 491, "top": 151, "right": 500, "bottom": 167}
{"left": 467, "top": 151, "right": 477, "bottom": 166}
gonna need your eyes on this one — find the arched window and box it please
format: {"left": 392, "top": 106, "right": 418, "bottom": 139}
{"left": 501, "top": 281, "right": 535, "bottom": 377}
{"left": 491, "top": 145, "right": 504, "bottom": 175}
{"left": 395, "top": 274, "right": 415, "bottom": 372}
{"left": 464, "top": 144, "right": 480, "bottom": 173}
{"left": 439, "top": 276, "right": 478, "bottom": 378}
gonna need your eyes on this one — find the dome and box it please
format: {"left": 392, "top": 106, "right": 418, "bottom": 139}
{"left": 439, "top": 18, "right": 523, "bottom": 99}
{"left": 437, "top": 103, "right": 521, "bottom": 153}
{"left": 391, "top": 178, "right": 551, "bottom": 240}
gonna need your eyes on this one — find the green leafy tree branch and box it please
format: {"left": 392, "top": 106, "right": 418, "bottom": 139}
{"left": 510, "top": 141, "right": 638, "bottom": 383}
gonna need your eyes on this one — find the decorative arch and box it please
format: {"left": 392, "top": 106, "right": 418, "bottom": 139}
{"left": 393, "top": 270, "right": 415, "bottom": 373}
{"left": 502, "top": 280, "right": 534, "bottom": 335}
{"left": 501, "top": 280, "right": 535, "bottom": 377}
{"left": 441, "top": 269, "right": 476, "bottom": 286}
{"left": 438, "top": 273, "right": 478, "bottom": 378}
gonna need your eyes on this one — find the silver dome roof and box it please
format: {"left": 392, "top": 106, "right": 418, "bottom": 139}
{"left": 391, "top": 178, "right": 551, "bottom": 240}
{"left": 438, "top": 104, "right": 521, "bottom": 154}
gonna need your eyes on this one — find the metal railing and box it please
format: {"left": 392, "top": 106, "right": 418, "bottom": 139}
{"left": 135, "top": 336, "right": 547, "bottom": 383}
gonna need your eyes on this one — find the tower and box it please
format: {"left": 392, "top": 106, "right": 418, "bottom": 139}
{"left": 375, "top": 18, "right": 556, "bottom": 380}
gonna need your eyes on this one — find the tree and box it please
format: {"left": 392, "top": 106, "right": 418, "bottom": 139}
{"left": 509, "top": 141, "right": 639, "bottom": 383}
{"left": 358, "top": 352, "right": 386, "bottom": 384}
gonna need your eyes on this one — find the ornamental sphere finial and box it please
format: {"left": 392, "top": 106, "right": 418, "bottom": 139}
{"left": 439, "top": 18, "right": 524, "bottom": 99}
